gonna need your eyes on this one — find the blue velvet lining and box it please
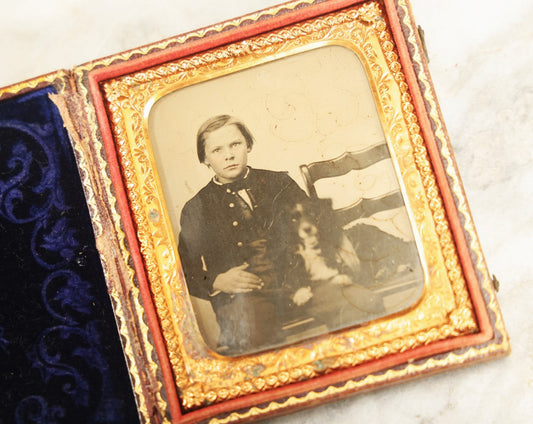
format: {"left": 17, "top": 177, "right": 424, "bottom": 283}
{"left": 0, "top": 87, "right": 139, "bottom": 423}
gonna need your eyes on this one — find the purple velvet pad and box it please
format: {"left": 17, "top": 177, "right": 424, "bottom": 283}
{"left": 0, "top": 87, "right": 138, "bottom": 423}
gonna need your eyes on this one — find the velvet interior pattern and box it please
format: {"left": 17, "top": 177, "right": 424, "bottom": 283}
{"left": 0, "top": 87, "right": 139, "bottom": 423}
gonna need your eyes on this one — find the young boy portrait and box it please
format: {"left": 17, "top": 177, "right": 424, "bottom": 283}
{"left": 178, "top": 115, "right": 307, "bottom": 355}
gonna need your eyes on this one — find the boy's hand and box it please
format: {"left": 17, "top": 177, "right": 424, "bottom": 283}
{"left": 213, "top": 263, "right": 263, "bottom": 293}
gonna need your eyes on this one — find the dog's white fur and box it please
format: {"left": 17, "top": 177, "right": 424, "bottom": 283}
{"left": 290, "top": 204, "right": 361, "bottom": 305}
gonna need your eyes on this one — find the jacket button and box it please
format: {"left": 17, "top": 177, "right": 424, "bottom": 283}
{"left": 232, "top": 221, "right": 239, "bottom": 227}
{"left": 237, "top": 242, "right": 243, "bottom": 247}
{"left": 229, "top": 202, "right": 235, "bottom": 208}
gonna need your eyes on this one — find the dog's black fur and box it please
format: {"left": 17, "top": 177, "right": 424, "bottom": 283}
{"left": 274, "top": 198, "right": 358, "bottom": 284}
{"left": 271, "top": 198, "right": 357, "bottom": 278}
{"left": 270, "top": 198, "right": 385, "bottom": 330}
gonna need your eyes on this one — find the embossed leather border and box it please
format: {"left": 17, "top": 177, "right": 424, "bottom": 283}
{"left": 65, "top": 0, "right": 510, "bottom": 422}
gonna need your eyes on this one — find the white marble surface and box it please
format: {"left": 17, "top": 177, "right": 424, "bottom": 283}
{"left": 1, "top": 0, "right": 532, "bottom": 422}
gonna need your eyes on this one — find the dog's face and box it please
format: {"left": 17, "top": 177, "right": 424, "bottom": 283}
{"left": 276, "top": 199, "right": 338, "bottom": 252}
{"left": 289, "top": 203, "right": 320, "bottom": 250}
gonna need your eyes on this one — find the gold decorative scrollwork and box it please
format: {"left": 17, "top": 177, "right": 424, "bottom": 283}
{"left": 396, "top": 0, "right": 509, "bottom": 344}
{"left": 2, "top": 1, "right": 508, "bottom": 423}
{"left": 102, "top": 0, "right": 484, "bottom": 412}
{"left": 0, "top": 71, "right": 68, "bottom": 100}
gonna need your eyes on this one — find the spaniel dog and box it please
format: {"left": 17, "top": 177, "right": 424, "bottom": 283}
{"left": 273, "top": 199, "right": 384, "bottom": 330}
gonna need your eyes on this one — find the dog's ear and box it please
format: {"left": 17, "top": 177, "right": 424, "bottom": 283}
{"left": 311, "top": 198, "right": 334, "bottom": 221}
{"left": 311, "top": 197, "right": 346, "bottom": 244}
{"left": 267, "top": 201, "right": 302, "bottom": 247}
{"left": 267, "top": 201, "right": 292, "bottom": 230}
{"left": 317, "top": 197, "right": 333, "bottom": 211}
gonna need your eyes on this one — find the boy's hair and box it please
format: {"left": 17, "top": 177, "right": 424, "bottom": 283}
{"left": 196, "top": 115, "right": 255, "bottom": 163}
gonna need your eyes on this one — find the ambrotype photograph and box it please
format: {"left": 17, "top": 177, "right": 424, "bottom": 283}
{"left": 148, "top": 45, "right": 425, "bottom": 356}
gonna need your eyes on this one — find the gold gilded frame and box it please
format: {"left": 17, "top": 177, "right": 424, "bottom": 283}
{"left": 0, "top": 1, "right": 509, "bottom": 422}
{"left": 101, "top": 1, "right": 477, "bottom": 410}
{"left": 56, "top": 0, "right": 510, "bottom": 421}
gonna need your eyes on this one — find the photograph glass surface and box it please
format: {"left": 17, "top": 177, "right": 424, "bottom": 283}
{"left": 148, "top": 45, "right": 425, "bottom": 356}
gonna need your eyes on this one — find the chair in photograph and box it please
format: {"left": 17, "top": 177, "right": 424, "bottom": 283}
{"left": 282, "top": 144, "right": 424, "bottom": 341}
{"left": 300, "top": 143, "right": 404, "bottom": 223}
{"left": 302, "top": 143, "right": 423, "bottom": 290}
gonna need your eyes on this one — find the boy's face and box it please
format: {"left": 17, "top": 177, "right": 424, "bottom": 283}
{"left": 203, "top": 124, "right": 250, "bottom": 184}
